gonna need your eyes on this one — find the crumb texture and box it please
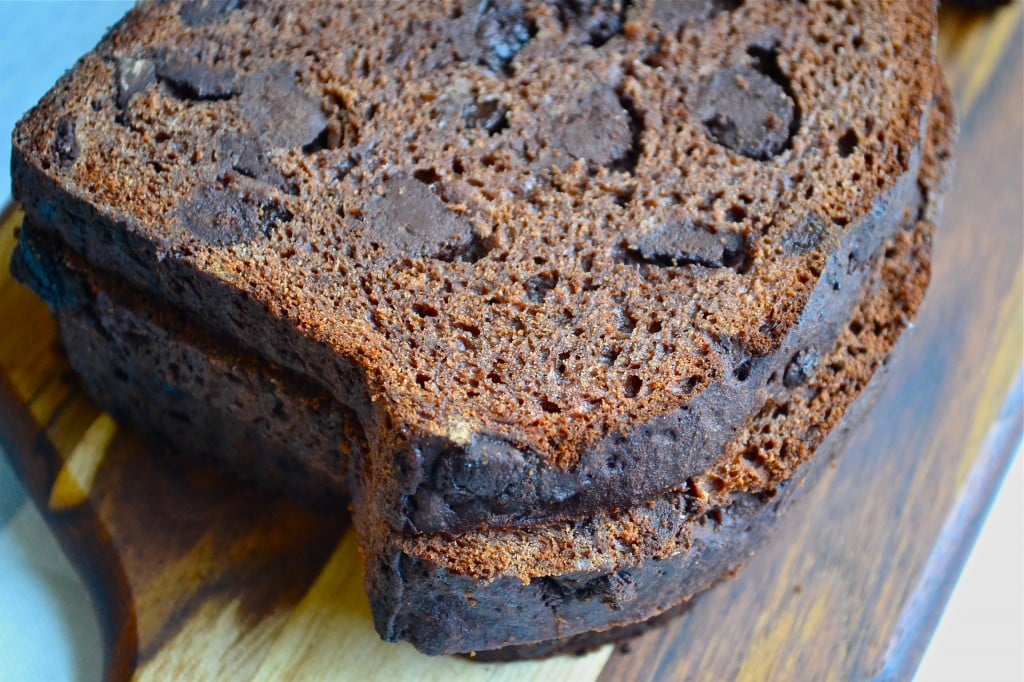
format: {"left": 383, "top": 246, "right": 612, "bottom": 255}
{"left": 13, "top": 0, "right": 937, "bottom": 475}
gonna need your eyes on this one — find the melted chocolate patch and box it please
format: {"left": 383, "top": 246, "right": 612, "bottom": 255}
{"left": 630, "top": 217, "right": 747, "bottom": 269}
{"left": 218, "top": 134, "right": 287, "bottom": 187}
{"left": 432, "top": 436, "right": 527, "bottom": 501}
{"left": 213, "top": 68, "right": 326, "bottom": 185}
{"left": 695, "top": 65, "right": 794, "bottom": 160}
{"left": 181, "top": 179, "right": 292, "bottom": 245}
{"left": 362, "top": 176, "right": 481, "bottom": 261}
{"left": 240, "top": 67, "right": 328, "bottom": 150}
{"left": 556, "top": 86, "right": 637, "bottom": 169}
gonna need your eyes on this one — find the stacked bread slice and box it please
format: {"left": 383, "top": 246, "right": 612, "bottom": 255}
{"left": 11, "top": 0, "right": 953, "bottom": 656}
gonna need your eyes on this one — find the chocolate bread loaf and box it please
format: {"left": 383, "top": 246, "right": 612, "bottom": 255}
{"left": 14, "top": 81, "right": 953, "bottom": 654}
{"left": 10, "top": 0, "right": 953, "bottom": 657}
{"left": 13, "top": 0, "right": 942, "bottom": 536}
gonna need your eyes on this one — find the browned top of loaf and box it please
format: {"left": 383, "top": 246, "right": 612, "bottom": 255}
{"left": 13, "top": 0, "right": 937, "bottom": 467}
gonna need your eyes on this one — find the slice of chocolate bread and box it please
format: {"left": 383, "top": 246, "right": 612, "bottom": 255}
{"left": 12, "top": 0, "right": 943, "bottom": 536}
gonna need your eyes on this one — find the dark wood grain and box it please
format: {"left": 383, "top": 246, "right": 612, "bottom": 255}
{"left": 0, "top": 8, "right": 1020, "bottom": 682}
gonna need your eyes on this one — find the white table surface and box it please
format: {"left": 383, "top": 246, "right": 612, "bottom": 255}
{"left": 0, "top": 3, "right": 1020, "bottom": 681}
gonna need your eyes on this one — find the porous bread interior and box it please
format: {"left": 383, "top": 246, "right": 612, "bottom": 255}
{"left": 13, "top": 0, "right": 938, "bottom": 467}
{"left": 389, "top": 84, "right": 953, "bottom": 581}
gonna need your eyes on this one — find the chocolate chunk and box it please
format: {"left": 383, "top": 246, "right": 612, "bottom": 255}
{"left": 524, "top": 271, "right": 559, "bottom": 303}
{"left": 210, "top": 68, "right": 326, "bottom": 187}
{"left": 51, "top": 116, "right": 79, "bottom": 167}
{"left": 180, "top": 179, "right": 292, "bottom": 245}
{"left": 218, "top": 134, "right": 287, "bottom": 187}
{"left": 783, "top": 350, "right": 818, "bottom": 388}
{"left": 630, "top": 217, "right": 746, "bottom": 268}
{"left": 784, "top": 214, "right": 828, "bottom": 255}
{"left": 695, "top": 66, "right": 794, "bottom": 160}
{"left": 458, "top": 0, "right": 535, "bottom": 75}
{"left": 363, "top": 176, "right": 479, "bottom": 260}
{"left": 157, "top": 59, "right": 239, "bottom": 100}
{"left": 557, "top": 1, "right": 631, "bottom": 47}
{"left": 115, "top": 56, "right": 156, "bottom": 108}
{"left": 557, "top": 86, "right": 635, "bottom": 167}
{"left": 541, "top": 570, "right": 639, "bottom": 609}
{"left": 463, "top": 96, "right": 509, "bottom": 135}
{"left": 649, "top": 0, "right": 731, "bottom": 32}
{"left": 239, "top": 67, "right": 328, "bottom": 150}
{"left": 179, "top": 0, "right": 240, "bottom": 27}
{"left": 593, "top": 571, "right": 639, "bottom": 609}
{"left": 432, "top": 436, "right": 526, "bottom": 500}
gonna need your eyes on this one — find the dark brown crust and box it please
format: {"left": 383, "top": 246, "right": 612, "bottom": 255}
{"left": 11, "top": 225, "right": 359, "bottom": 506}
{"left": 11, "top": 0, "right": 941, "bottom": 536}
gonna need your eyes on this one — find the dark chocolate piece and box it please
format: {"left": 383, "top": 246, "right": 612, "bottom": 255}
{"left": 556, "top": 86, "right": 635, "bottom": 167}
{"left": 157, "top": 58, "right": 239, "bottom": 100}
{"left": 362, "top": 175, "right": 479, "bottom": 260}
{"left": 630, "top": 216, "right": 746, "bottom": 268}
{"left": 695, "top": 66, "right": 795, "bottom": 160}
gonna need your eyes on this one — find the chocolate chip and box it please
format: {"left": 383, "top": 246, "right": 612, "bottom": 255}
{"left": 783, "top": 350, "right": 818, "bottom": 388}
{"left": 540, "top": 571, "right": 638, "bottom": 610}
{"left": 157, "top": 59, "right": 239, "bottom": 100}
{"left": 457, "top": 0, "right": 535, "bottom": 75}
{"left": 784, "top": 214, "right": 828, "bottom": 255}
{"left": 362, "top": 176, "right": 480, "bottom": 261}
{"left": 239, "top": 67, "right": 327, "bottom": 150}
{"left": 594, "top": 571, "right": 639, "bottom": 609}
{"left": 557, "top": 1, "right": 632, "bottom": 47}
{"left": 556, "top": 86, "right": 636, "bottom": 168}
{"left": 219, "top": 134, "right": 287, "bottom": 187}
{"left": 180, "top": 178, "right": 292, "bottom": 245}
{"left": 432, "top": 436, "right": 526, "bottom": 500}
{"left": 630, "top": 217, "right": 747, "bottom": 269}
{"left": 463, "top": 96, "right": 509, "bottom": 135}
{"left": 115, "top": 56, "right": 156, "bottom": 108}
{"left": 51, "top": 116, "right": 79, "bottom": 167}
{"left": 649, "top": 0, "right": 737, "bottom": 33}
{"left": 179, "top": 0, "right": 240, "bottom": 27}
{"left": 695, "top": 66, "right": 794, "bottom": 160}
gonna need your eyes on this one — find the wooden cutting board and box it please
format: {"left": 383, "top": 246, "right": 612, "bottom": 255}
{"left": 1, "top": 7, "right": 1021, "bottom": 681}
